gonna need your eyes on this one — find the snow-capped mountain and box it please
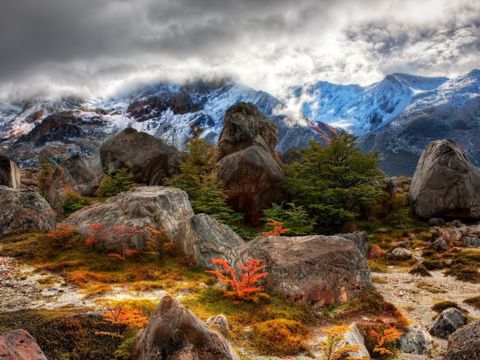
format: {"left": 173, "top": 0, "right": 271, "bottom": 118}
{"left": 292, "top": 73, "right": 449, "bottom": 135}
{"left": 360, "top": 69, "right": 480, "bottom": 175}
{"left": 291, "top": 69, "right": 479, "bottom": 175}
{"left": 0, "top": 79, "right": 336, "bottom": 166}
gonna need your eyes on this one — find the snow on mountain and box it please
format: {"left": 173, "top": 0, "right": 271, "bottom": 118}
{"left": 0, "top": 79, "right": 335, "bottom": 166}
{"left": 359, "top": 69, "right": 480, "bottom": 175}
{"left": 292, "top": 73, "right": 449, "bottom": 135}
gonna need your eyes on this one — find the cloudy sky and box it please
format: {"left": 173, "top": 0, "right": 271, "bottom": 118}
{"left": 0, "top": 0, "right": 479, "bottom": 100}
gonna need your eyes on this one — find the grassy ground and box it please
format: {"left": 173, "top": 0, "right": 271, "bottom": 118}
{"left": 0, "top": 229, "right": 409, "bottom": 359}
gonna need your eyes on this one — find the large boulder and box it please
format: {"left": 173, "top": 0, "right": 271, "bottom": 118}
{"left": 0, "top": 155, "right": 21, "bottom": 189}
{"left": 219, "top": 145, "right": 284, "bottom": 225}
{"left": 0, "top": 186, "right": 55, "bottom": 237}
{"left": 63, "top": 187, "right": 194, "bottom": 248}
{"left": 235, "top": 235, "right": 372, "bottom": 307}
{"left": 100, "top": 128, "right": 180, "bottom": 185}
{"left": 177, "top": 213, "right": 245, "bottom": 268}
{"left": 429, "top": 308, "right": 467, "bottom": 339}
{"left": 444, "top": 320, "right": 480, "bottom": 360}
{"left": 218, "top": 103, "right": 285, "bottom": 225}
{"left": 409, "top": 140, "right": 480, "bottom": 219}
{"left": 0, "top": 329, "right": 47, "bottom": 360}
{"left": 132, "top": 296, "right": 239, "bottom": 360}
{"left": 219, "top": 102, "right": 278, "bottom": 157}
{"left": 63, "top": 187, "right": 242, "bottom": 266}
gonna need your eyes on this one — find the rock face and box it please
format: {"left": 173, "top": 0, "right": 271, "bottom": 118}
{"left": 0, "top": 329, "right": 47, "bottom": 360}
{"left": 219, "top": 102, "right": 278, "bottom": 157}
{"left": 100, "top": 128, "right": 180, "bottom": 185}
{"left": 177, "top": 214, "right": 244, "bottom": 268}
{"left": 429, "top": 308, "right": 467, "bottom": 339}
{"left": 235, "top": 235, "right": 372, "bottom": 307}
{"left": 338, "top": 231, "right": 369, "bottom": 257}
{"left": 132, "top": 296, "right": 239, "bottom": 360}
{"left": 0, "top": 186, "right": 55, "bottom": 237}
{"left": 218, "top": 103, "right": 285, "bottom": 225}
{"left": 44, "top": 154, "right": 101, "bottom": 211}
{"left": 409, "top": 140, "right": 480, "bottom": 219}
{"left": 0, "top": 155, "right": 21, "bottom": 189}
{"left": 444, "top": 320, "right": 480, "bottom": 360}
{"left": 63, "top": 187, "right": 242, "bottom": 266}
{"left": 399, "top": 325, "right": 432, "bottom": 355}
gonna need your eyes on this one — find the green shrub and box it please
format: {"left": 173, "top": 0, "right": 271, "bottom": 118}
{"left": 285, "top": 132, "right": 386, "bottom": 229}
{"left": 98, "top": 168, "right": 134, "bottom": 197}
{"left": 63, "top": 190, "right": 93, "bottom": 217}
{"left": 165, "top": 135, "right": 243, "bottom": 232}
{"left": 262, "top": 202, "right": 316, "bottom": 235}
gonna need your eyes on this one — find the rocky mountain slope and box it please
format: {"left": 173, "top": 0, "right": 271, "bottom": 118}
{"left": 1, "top": 69, "right": 478, "bottom": 175}
{"left": 0, "top": 79, "right": 336, "bottom": 166}
{"left": 292, "top": 69, "right": 480, "bottom": 175}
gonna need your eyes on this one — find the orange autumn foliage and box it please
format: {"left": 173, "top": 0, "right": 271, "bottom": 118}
{"left": 320, "top": 325, "right": 367, "bottom": 360}
{"left": 46, "top": 225, "right": 77, "bottom": 246}
{"left": 206, "top": 258, "right": 269, "bottom": 302}
{"left": 370, "top": 326, "right": 403, "bottom": 356}
{"left": 260, "top": 219, "right": 291, "bottom": 236}
{"left": 103, "top": 305, "right": 148, "bottom": 329}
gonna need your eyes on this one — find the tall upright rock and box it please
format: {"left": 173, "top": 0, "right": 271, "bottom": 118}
{"left": 100, "top": 128, "right": 180, "bottom": 185}
{"left": 0, "top": 155, "right": 21, "bottom": 189}
{"left": 409, "top": 140, "right": 480, "bottom": 219}
{"left": 218, "top": 103, "right": 285, "bottom": 225}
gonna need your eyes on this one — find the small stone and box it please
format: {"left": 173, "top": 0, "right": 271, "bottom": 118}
{"left": 385, "top": 247, "right": 412, "bottom": 261}
{"left": 428, "top": 218, "right": 446, "bottom": 226}
{"left": 461, "top": 236, "right": 480, "bottom": 248}
{"left": 207, "top": 314, "right": 231, "bottom": 335}
{"left": 429, "top": 308, "right": 467, "bottom": 339}
{"left": 432, "top": 237, "right": 449, "bottom": 253}
{"left": 400, "top": 325, "right": 433, "bottom": 354}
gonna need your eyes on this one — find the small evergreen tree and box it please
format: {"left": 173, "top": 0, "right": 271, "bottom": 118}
{"left": 165, "top": 136, "right": 243, "bottom": 230}
{"left": 262, "top": 202, "right": 316, "bottom": 235}
{"left": 97, "top": 168, "right": 134, "bottom": 197}
{"left": 286, "top": 132, "right": 385, "bottom": 229}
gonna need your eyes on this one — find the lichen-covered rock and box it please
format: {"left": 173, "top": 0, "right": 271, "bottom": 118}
{"left": 409, "top": 140, "right": 480, "bottom": 219}
{"left": 219, "top": 102, "right": 278, "bottom": 157}
{"left": 399, "top": 325, "right": 432, "bottom": 354}
{"left": 235, "top": 235, "right": 372, "bottom": 307}
{"left": 63, "top": 186, "right": 194, "bottom": 249}
{"left": 0, "top": 155, "right": 21, "bottom": 189}
{"left": 341, "top": 323, "right": 370, "bottom": 359}
{"left": 429, "top": 308, "right": 467, "bottom": 339}
{"left": 444, "top": 320, "right": 480, "bottom": 360}
{"left": 63, "top": 188, "right": 242, "bottom": 266}
{"left": 132, "top": 296, "right": 239, "bottom": 360}
{"left": 0, "top": 329, "right": 47, "bottom": 360}
{"left": 338, "top": 231, "right": 369, "bottom": 257}
{"left": 177, "top": 213, "right": 244, "bottom": 268}
{"left": 0, "top": 186, "right": 55, "bottom": 237}
{"left": 100, "top": 128, "right": 180, "bottom": 185}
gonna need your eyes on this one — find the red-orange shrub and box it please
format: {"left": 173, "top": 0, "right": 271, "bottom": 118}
{"left": 260, "top": 219, "right": 290, "bottom": 236}
{"left": 206, "top": 258, "right": 269, "bottom": 302}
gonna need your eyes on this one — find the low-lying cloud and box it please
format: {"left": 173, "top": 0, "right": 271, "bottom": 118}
{"left": 0, "top": 0, "right": 478, "bottom": 100}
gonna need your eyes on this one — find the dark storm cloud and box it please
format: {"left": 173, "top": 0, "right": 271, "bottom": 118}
{"left": 0, "top": 0, "right": 478, "bottom": 99}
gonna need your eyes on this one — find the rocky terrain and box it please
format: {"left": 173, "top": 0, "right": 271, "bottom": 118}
{"left": 0, "top": 102, "right": 479, "bottom": 360}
